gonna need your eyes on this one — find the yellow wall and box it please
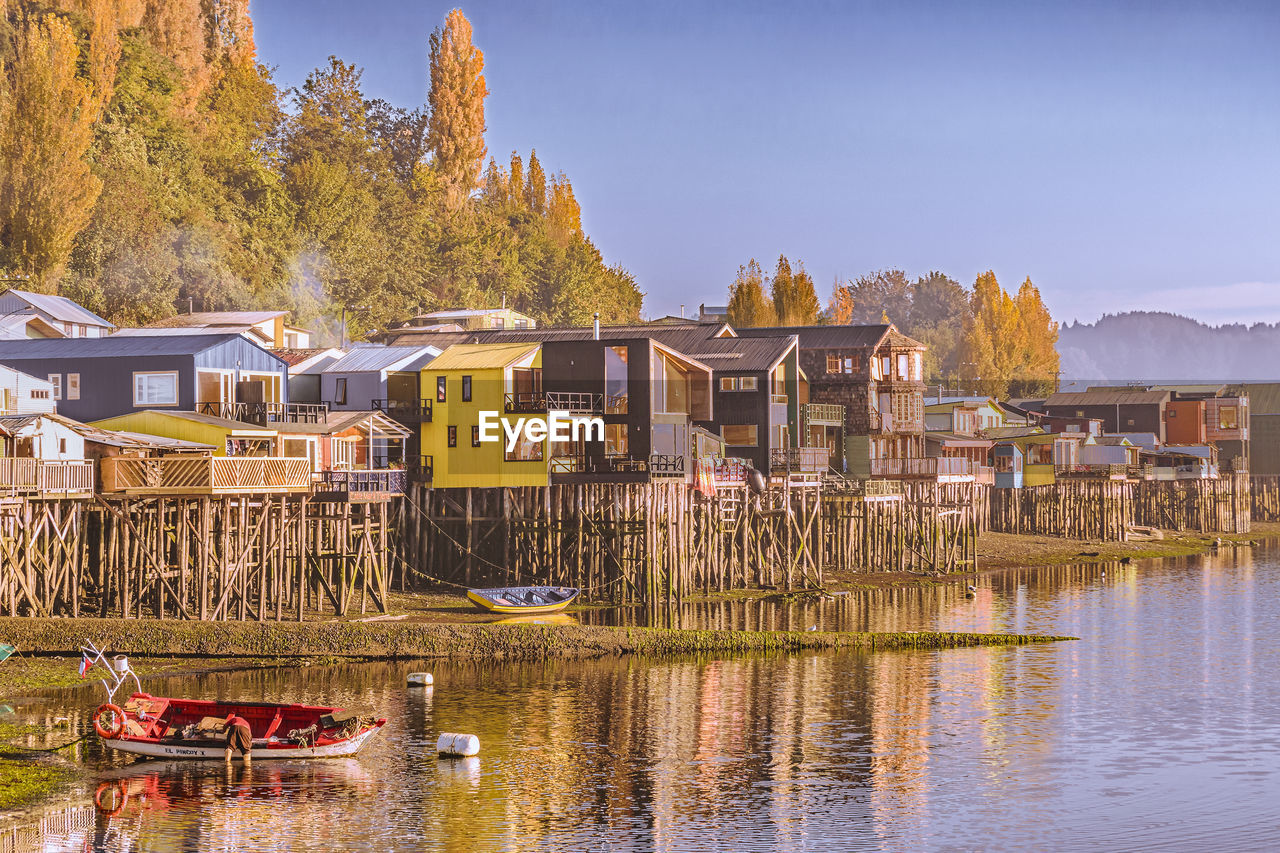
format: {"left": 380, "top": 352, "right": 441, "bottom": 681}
{"left": 1023, "top": 463, "right": 1056, "bottom": 486}
{"left": 90, "top": 412, "right": 251, "bottom": 456}
{"left": 421, "top": 358, "right": 548, "bottom": 488}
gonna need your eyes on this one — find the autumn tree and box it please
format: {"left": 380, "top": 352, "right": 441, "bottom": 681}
{"left": 524, "top": 149, "right": 546, "bottom": 214}
{"left": 426, "top": 8, "right": 487, "bottom": 212}
{"left": 727, "top": 259, "right": 776, "bottom": 327}
{"left": 547, "top": 172, "right": 581, "bottom": 246}
{"left": 769, "top": 255, "right": 819, "bottom": 325}
{"left": 507, "top": 150, "right": 524, "bottom": 208}
{"left": 0, "top": 11, "right": 102, "bottom": 287}
{"left": 1013, "top": 276, "right": 1059, "bottom": 395}
{"left": 962, "top": 271, "right": 1028, "bottom": 397}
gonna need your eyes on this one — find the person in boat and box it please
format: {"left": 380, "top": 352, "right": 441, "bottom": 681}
{"left": 223, "top": 713, "right": 252, "bottom": 765}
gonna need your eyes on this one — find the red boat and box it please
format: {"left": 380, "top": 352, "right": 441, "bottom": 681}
{"left": 82, "top": 642, "right": 386, "bottom": 761}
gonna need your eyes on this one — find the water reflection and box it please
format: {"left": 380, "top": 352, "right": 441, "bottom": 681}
{"left": 3, "top": 546, "right": 1278, "bottom": 851}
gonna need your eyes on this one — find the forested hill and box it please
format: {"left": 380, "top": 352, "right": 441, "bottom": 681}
{"left": 1058, "top": 312, "right": 1280, "bottom": 381}
{"left": 0, "top": 4, "right": 642, "bottom": 342}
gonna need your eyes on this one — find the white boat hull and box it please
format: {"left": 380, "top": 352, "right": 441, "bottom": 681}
{"left": 101, "top": 725, "right": 383, "bottom": 761}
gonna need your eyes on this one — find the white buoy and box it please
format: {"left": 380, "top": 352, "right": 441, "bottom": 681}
{"left": 437, "top": 732, "right": 480, "bottom": 757}
{"left": 407, "top": 672, "right": 434, "bottom": 687}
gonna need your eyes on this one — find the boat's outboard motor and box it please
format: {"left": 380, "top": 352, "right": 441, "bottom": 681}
{"left": 747, "top": 467, "right": 767, "bottom": 495}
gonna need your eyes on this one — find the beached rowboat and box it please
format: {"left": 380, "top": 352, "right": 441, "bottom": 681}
{"left": 466, "top": 585, "right": 580, "bottom": 614}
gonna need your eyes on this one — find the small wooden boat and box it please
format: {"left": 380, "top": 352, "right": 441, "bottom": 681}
{"left": 80, "top": 641, "right": 385, "bottom": 761}
{"left": 94, "top": 693, "right": 386, "bottom": 760}
{"left": 466, "top": 585, "right": 580, "bottom": 614}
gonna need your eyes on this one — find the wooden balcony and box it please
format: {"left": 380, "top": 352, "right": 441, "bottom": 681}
{"left": 197, "top": 402, "right": 330, "bottom": 425}
{"left": 801, "top": 403, "right": 845, "bottom": 425}
{"left": 0, "top": 459, "right": 94, "bottom": 496}
{"left": 869, "top": 456, "right": 973, "bottom": 479}
{"left": 312, "top": 469, "right": 407, "bottom": 502}
{"left": 504, "top": 392, "right": 548, "bottom": 414}
{"left": 100, "top": 457, "right": 312, "bottom": 495}
{"left": 770, "top": 447, "right": 829, "bottom": 474}
{"left": 373, "top": 398, "right": 432, "bottom": 424}
{"left": 549, "top": 454, "right": 649, "bottom": 475}
{"left": 649, "top": 454, "right": 686, "bottom": 478}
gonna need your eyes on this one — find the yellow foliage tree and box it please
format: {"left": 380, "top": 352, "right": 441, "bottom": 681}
{"left": 0, "top": 11, "right": 103, "bottom": 287}
{"left": 962, "top": 270, "right": 1026, "bottom": 398}
{"left": 827, "top": 277, "right": 854, "bottom": 324}
{"left": 1013, "top": 276, "right": 1059, "bottom": 394}
{"left": 547, "top": 171, "right": 582, "bottom": 246}
{"left": 427, "top": 8, "right": 487, "bottom": 212}
{"left": 726, "top": 258, "right": 776, "bottom": 327}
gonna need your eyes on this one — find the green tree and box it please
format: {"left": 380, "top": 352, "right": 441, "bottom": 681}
{"left": 524, "top": 148, "right": 546, "bottom": 214}
{"left": 770, "top": 255, "right": 819, "bottom": 325}
{"left": 726, "top": 259, "right": 776, "bottom": 327}
{"left": 426, "top": 8, "right": 487, "bottom": 212}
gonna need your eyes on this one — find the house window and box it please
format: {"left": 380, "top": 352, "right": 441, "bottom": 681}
{"left": 1127, "top": 419, "right": 1135, "bottom": 427}
{"left": 1076, "top": 410, "right": 1084, "bottom": 418}
{"left": 462, "top": 375, "right": 472, "bottom": 402}
{"left": 1220, "top": 406, "right": 1238, "bottom": 430}
{"left": 723, "top": 425, "right": 758, "bottom": 446}
{"left": 896, "top": 354, "right": 909, "bottom": 380}
{"left": 59, "top": 438, "right": 67, "bottom": 454}
{"left": 491, "top": 317, "right": 505, "bottom": 329}
{"left": 335, "top": 377, "right": 348, "bottom": 405}
{"left": 1167, "top": 409, "right": 1176, "bottom": 418}
{"left": 31, "top": 389, "right": 50, "bottom": 400}
{"left": 504, "top": 435, "right": 544, "bottom": 461}
{"left": 720, "top": 376, "right": 759, "bottom": 392}
{"left": 471, "top": 425, "right": 481, "bottom": 447}
{"left": 605, "top": 423, "right": 628, "bottom": 456}
{"left": 447, "top": 426, "right": 457, "bottom": 447}
{"left": 67, "top": 373, "right": 80, "bottom": 401}
{"left": 514, "top": 319, "right": 530, "bottom": 329}
{"left": 605, "top": 346, "right": 628, "bottom": 414}
{"left": 437, "top": 376, "right": 447, "bottom": 403}
{"left": 134, "top": 371, "right": 179, "bottom": 406}
{"left": 48, "top": 374, "right": 61, "bottom": 400}
{"left": 827, "top": 354, "right": 859, "bottom": 374}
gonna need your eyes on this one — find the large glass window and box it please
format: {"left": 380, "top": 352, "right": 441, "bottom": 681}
{"left": 605, "top": 346, "right": 628, "bottom": 414}
{"left": 1220, "top": 406, "right": 1238, "bottom": 429}
{"left": 504, "top": 435, "right": 544, "bottom": 461}
{"left": 661, "top": 354, "right": 689, "bottom": 414}
{"left": 134, "top": 371, "right": 178, "bottom": 406}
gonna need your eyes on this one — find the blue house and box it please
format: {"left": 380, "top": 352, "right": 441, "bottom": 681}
{"left": 0, "top": 333, "right": 289, "bottom": 423}
{"left": 991, "top": 443, "right": 1024, "bottom": 488}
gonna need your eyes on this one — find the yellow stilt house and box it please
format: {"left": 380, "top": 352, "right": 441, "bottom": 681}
{"left": 421, "top": 343, "right": 550, "bottom": 488}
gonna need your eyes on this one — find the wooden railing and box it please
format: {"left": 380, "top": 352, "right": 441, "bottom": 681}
{"left": 315, "top": 469, "right": 407, "bottom": 496}
{"left": 373, "top": 398, "right": 432, "bottom": 423}
{"left": 649, "top": 454, "right": 685, "bottom": 478}
{"left": 801, "top": 403, "right": 844, "bottom": 424}
{"left": 870, "top": 457, "right": 938, "bottom": 478}
{"left": 197, "top": 402, "right": 329, "bottom": 425}
{"left": 37, "top": 461, "right": 94, "bottom": 493}
{"left": 408, "top": 454, "right": 433, "bottom": 483}
{"left": 0, "top": 457, "right": 37, "bottom": 493}
{"left": 504, "top": 392, "right": 547, "bottom": 414}
{"left": 0, "top": 458, "right": 93, "bottom": 494}
{"left": 101, "top": 456, "right": 312, "bottom": 494}
{"left": 1055, "top": 463, "right": 1128, "bottom": 479}
{"left": 549, "top": 454, "right": 649, "bottom": 475}
{"left": 936, "top": 456, "right": 971, "bottom": 476}
{"left": 975, "top": 464, "right": 995, "bottom": 485}
{"left": 544, "top": 392, "right": 603, "bottom": 414}
{"left": 770, "top": 447, "right": 829, "bottom": 473}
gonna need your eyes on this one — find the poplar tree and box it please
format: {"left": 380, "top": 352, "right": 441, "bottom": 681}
{"left": 507, "top": 150, "right": 524, "bottom": 208}
{"left": 963, "top": 271, "right": 1027, "bottom": 397}
{"left": 547, "top": 172, "right": 582, "bottom": 245}
{"left": 770, "top": 255, "right": 795, "bottom": 323}
{"left": 524, "top": 148, "right": 546, "bottom": 214}
{"left": 1014, "top": 276, "right": 1059, "bottom": 394}
{"left": 770, "top": 255, "right": 820, "bottom": 325}
{"left": 727, "top": 259, "right": 776, "bottom": 327}
{"left": 426, "top": 8, "right": 487, "bottom": 212}
{"left": 0, "top": 12, "right": 102, "bottom": 287}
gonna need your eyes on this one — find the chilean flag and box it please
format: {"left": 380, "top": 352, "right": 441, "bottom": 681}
{"left": 78, "top": 656, "right": 92, "bottom": 678}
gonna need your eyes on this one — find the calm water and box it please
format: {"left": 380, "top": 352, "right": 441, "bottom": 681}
{"left": 5, "top": 546, "right": 1280, "bottom": 852}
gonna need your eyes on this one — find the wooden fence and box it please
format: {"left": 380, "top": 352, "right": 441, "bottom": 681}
{"left": 988, "top": 473, "right": 1250, "bottom": 539}
{"left": 101, "top": 457, "right": 312, "bottom": 495}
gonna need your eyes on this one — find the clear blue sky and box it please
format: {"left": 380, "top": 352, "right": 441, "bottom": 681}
{"left": 251, "top": 0, "right": 1280, "bottom": 325}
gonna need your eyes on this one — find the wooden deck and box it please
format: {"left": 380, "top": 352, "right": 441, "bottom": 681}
{"left": 100, "top": 457, "right": 312, "bottom": 495}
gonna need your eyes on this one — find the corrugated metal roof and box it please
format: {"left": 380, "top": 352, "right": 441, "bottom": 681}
{"left": 735, "top": 324, "right": 898, "bottom": 349}
{"left": 427, "top": 342, "right": 540, "bottom": 371}
{"left": 273, "top": 410, "right": 411, "bottom": 437}
{"left": 1227, "top": 382, "right": 1280, "bottom": 415}
{"left": 0, "top": 333, "right": 255, "bottom": 359}
{"left": 1044, "top": 389, "right": 1171, "bottom": 407}
{"left": 149, "top": 311, "right": 286, "bottom": 327}
{"left": 424, "top": 325, "right": 794, "bottom": 371}
{"left": 321, "top": 345, "right": 440, "bottom": 374}
{"left": 133, "top": 410, "right": 277, "bottom": 434}
{"left": 112, "top": 327, "right": 263, "bottom": 338}
{"left": 0, "top": 288, "right": 113, "bottom": 328}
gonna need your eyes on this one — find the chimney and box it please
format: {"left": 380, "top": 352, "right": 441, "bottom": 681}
{"left": 593, "top": 312, "right": 600, "bottom": 340}
{"left": 501, "top": 291, "right": 506, "bottom": 309}
{"left": 679, "top": 304, "right": 685, "bottom": 319}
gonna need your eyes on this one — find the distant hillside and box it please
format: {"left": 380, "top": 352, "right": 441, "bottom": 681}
{"left": 1058, "top": 312, "right": 1280, "bottom": 381}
